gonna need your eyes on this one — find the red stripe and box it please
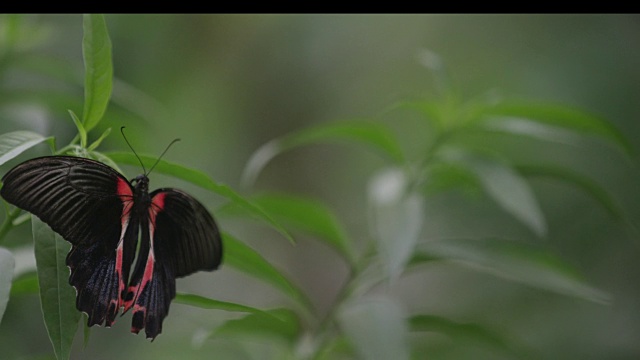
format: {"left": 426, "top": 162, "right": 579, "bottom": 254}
{"left": 116, "top": 177, "right": 133, "bottom": 309}
{"left": 135, "top": 198, "right": 160, "bottom": 300}
{"left": 117, "top": 177, "right": 133, "bottom": 198}
{"left": 115, "top": 239, "right": 125, "bottom": 308}
{"left": 151, "top": 192, "right": 166, "bottom": 211}
{"left": 124, "top": 193, "right": 164, "bottom": 314}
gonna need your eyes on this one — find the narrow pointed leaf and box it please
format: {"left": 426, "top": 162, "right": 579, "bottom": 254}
{"left": 223, "top": 233, "right": 312, "bottom": 310}
{"left": 516, "top": 164, "right": 622, "bottom": 219}
{"left": 32, "top": 217, "right": 80, "bottom": 360}
{"left": 88, "top": 150, "right": 123, "bottom": 174}
{"left": 0, "top": 247, "right": 14, "bottom": 324}
{"left": 174, "top": 293, "right": 269, "bottom": 315}
{"left": 478, "top": 100, "right": 632, "bottom": 155}
{"left": 477, "top": 116, "right": 585, "bottom": 147}
{"left": 87, "top": 127, "right": 111, "bottom": 151}
{"left": 0, "top": 131, "right": 49, "bottom": 166}
{"left": 214, "top": 308, "right": 300, "bottom": 343}
{"left": 445, "top": 153, "right": 546, "bottom": 237}
{"left": 242, "top": 120, "right": 404, "bottom": 187}
{"left": 68, "top": 110, "right": 86, "bottom": 148}
{"left": 235, "top": 193, "right": 356, "bottom": 266}
{"left": 410, "top": 314, "right": 524, "bottom": 356}
{"left": 105, "top": 151, "right": 293, "bottom": 243}
{"left": 416, "top": 238, "right": 611, "bottom": 304}
{"left": 81, "top": 14, "right": 113, "bottom": 132}
{"left": 423, "top": 162, "right": 482, "bottom": 196}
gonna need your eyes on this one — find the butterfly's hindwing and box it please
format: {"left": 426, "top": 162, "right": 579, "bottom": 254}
{"left": 124, "top": 189, "right": 222, "bottom": 339}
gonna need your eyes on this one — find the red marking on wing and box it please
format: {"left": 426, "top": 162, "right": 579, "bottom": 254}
{"left": 135, "top": 199, "right": 160, "bottom": 299}
{"left": 114, "top": 234, "right": 127, "bottom": 310}
{"left": 129, "top": 248, "right": 155, "bottom": 336}
{"left": 115, "top": 177, "right": 133, "bottom": 309}
{"left": 106, "top": 299, "right": 119, "bottom": 327}
{"left": 149, "top": 192, "right": 165, "bottom": 239}
{"left": 123, "top": 193, "right": 163, "bottom": 314}
{"left": 151, "top": 192, "right": 166, "bottom": 211}
{"left": 131, "top": 306, "right": 146, "bottom": 334}
{"left": 116, "top": 177, "right": 133, "bottom": 199}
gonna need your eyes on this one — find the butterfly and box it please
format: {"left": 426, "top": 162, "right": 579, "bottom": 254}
{"left": 0, "top": 146, "right": 223, "bottom": 340}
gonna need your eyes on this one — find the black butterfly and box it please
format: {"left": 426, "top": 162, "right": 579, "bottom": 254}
{"left": 0, "top": 154, "right": 223, "bottom": 340}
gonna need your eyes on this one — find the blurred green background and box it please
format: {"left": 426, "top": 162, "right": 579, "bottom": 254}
{"left": 1, "top": 14, "right": 639, "bottom": 359}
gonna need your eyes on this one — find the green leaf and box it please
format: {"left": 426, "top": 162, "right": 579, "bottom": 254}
{"left": 32, "top": 217, "right": 80, "bottom": 360}
{"left": 241, "top": 120, "right": 404, "bottom": 187}
{"left": 11, "top": 212, "right": 31, "bottom": 227}
{"left": 423, "top": 162, "right": 483, "bottom": 197}
{"left": 215, "top": 308, "right": 300, "bottom": 343}
{"left": 410, "top": 314, "right": 524, "bottom": 356}
{"left": 477, "top": 116, "right": 585, "bottom": 147}
{"left": 416, "top": 238, "right": 611, "bottom": 304}
{"left": 444, "top": 152, "right": 546, "bottom": 237}
{"left": 68, "top": 110, "right": 87, "bottom": 148}
{"left": 0, "top": 247, "right": 14, "bottom": 324}
{"left": 339, "top": 296, "right": 410, "bottom": 360}
{"left": 81, "top": 14, "right": 113, "bottom": 132}
{"left": 9, "top": 271, "right": 38, "bottom": 296}
{"left": 174, "top": 293, "right": 267, "bottom": 315}
{"left": 368, "top": 167, "right": 424, "bottom": 279}
{"left": 478, "top": 100, "right": 633, "bottom": 155}
{"left": 105, "top": 151, "right": 294, "bottom": 243}
{"left": 474, "top": 159, "right": 546, "bottom": 236}
{"left": 88, "top": 150, "right": 123, "bottom": 174}
{"left": 222, "top": 233, "right": 312, "bottom": 310}
{"left": 235, "top": 193, "right": 356, "bottom": 266}
{"left": 87, "top": 127, "right": 111, "bottom": 151}
{"left": 516, "top": 164, "right": 623, "bottom": 219}
{"left": 0, "top": 131, "right": 49, "bottom": 166}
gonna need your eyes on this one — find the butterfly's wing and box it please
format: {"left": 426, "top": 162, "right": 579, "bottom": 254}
{"left": 124, "top": 188, "right": 222, "bottom": 339}
{"left": 0, "top": 156, "right": 139, "bottom": 326}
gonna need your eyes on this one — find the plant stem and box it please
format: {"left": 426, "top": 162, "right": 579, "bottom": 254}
{"left": 307, "top": 242, "right": 378, "bottom": 359}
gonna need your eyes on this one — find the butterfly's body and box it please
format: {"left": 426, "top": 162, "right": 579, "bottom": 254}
{"left": 1, "top": 156, "right": 222, "bottom": 339}
{"left": 131, "top": 174, "right": 151, "bottom": 211}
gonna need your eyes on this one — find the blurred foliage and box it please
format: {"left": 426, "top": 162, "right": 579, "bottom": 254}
{"left": 0, "top": 13, "right": 639, "bottom": 360}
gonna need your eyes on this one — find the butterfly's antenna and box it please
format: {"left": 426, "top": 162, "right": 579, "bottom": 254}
{"left": 147, "top": 137, "right": 181, "bottom": 176}
{"left": 120, "top": 126, "right": 147, "bottom": 174}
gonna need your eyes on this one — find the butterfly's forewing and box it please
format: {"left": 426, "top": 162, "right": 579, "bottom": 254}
{"left": 0, "top": 156, "right": 138, "bottom": 326}
{"left": 125, "top": 188, "right": 223, "bottom": 339}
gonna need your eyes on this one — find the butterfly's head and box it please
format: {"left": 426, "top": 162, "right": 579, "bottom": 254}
{"left": 131, "top": 174, "right": 150, "bottom": 194}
